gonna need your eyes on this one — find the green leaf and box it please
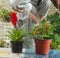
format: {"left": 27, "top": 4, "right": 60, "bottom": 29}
{"left": 7, "top": 28, "right": 26, "bottom": 42}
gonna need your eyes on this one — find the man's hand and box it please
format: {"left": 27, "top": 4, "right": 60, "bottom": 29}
{"left": 29, "top": 11, "right": 39, "bottom": 24}
{"left": 12, "top": 6, "right": 25, "bottom": 13}
{"left": 29, "top": 11, "right": 43, "bottom": 24}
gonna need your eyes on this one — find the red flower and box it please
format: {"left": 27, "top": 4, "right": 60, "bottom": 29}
{"left": 11, "top": 11, "right": 18, "bottom": 28}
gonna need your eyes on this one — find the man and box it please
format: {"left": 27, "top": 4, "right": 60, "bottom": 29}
{"left": 10, "top": 0, "right": 51, "bottom": 48}
{"left": 10, "top": 0, "right": 51, "bottom": 24}
{"left": 51, "top": 0, "right": 60, "bottom": 11}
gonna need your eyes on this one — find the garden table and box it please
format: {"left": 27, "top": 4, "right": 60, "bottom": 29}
{"left": 0, "top": 48, "right": 60, "bottom": 58}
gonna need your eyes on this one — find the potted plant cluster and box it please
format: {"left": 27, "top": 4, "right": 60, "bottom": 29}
{"left": 7, "top": 28, "right": 26, "bottom": 53}
{"left": 29, "top": 19, "right": 54, "bottom": 54}
{"left": 47, "top": 12, "right": 60, "bottom": 49}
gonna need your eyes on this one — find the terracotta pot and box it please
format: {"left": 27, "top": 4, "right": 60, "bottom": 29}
{"left": 34, "top": 39, "right": 51, "bottom": 54}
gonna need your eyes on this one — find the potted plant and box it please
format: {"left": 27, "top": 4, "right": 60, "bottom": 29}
{"left": 30, "top": 19, "right": 54, "bottom": 54}
{"left": 47, "top": 12, "right": 60, "bottom": 49}
{"left": 7, "top": 28, "right": 26, "bottom": 53}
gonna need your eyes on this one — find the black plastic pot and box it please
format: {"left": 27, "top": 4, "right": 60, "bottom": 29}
{"left": 11, "top": 41, "right": 23, "bottom": 53}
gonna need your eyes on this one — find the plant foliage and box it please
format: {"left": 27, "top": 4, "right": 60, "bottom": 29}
{"left": 47, "top": 12, "right": 60, "bottom": 49}
{"left": 30, "top": 19, "right": 54, "bottom": 39}
{"left": 7, "top": 28, "right": 25, "bottom": 42}
{"left": 0, "top": 7, "right": 11, "bottom": 22}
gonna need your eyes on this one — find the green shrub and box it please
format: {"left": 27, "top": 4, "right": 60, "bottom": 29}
{"left": 47, "top": 12, "right": 60, "bottom": 49}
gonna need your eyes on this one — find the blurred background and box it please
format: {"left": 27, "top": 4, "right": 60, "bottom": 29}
{"left": 0, "top": 0, "right": 60, "bottom": 48}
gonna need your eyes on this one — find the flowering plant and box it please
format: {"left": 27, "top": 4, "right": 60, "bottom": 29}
{"left": 11, "top": 11, "right": 18, "bottom": 28}
{"left": 31, "top": 19, "right": 54, "bottom": 39}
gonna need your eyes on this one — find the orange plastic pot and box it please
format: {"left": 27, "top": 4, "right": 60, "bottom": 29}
{"left": 34, "top": 39, "right": 51, "bottom": 54}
